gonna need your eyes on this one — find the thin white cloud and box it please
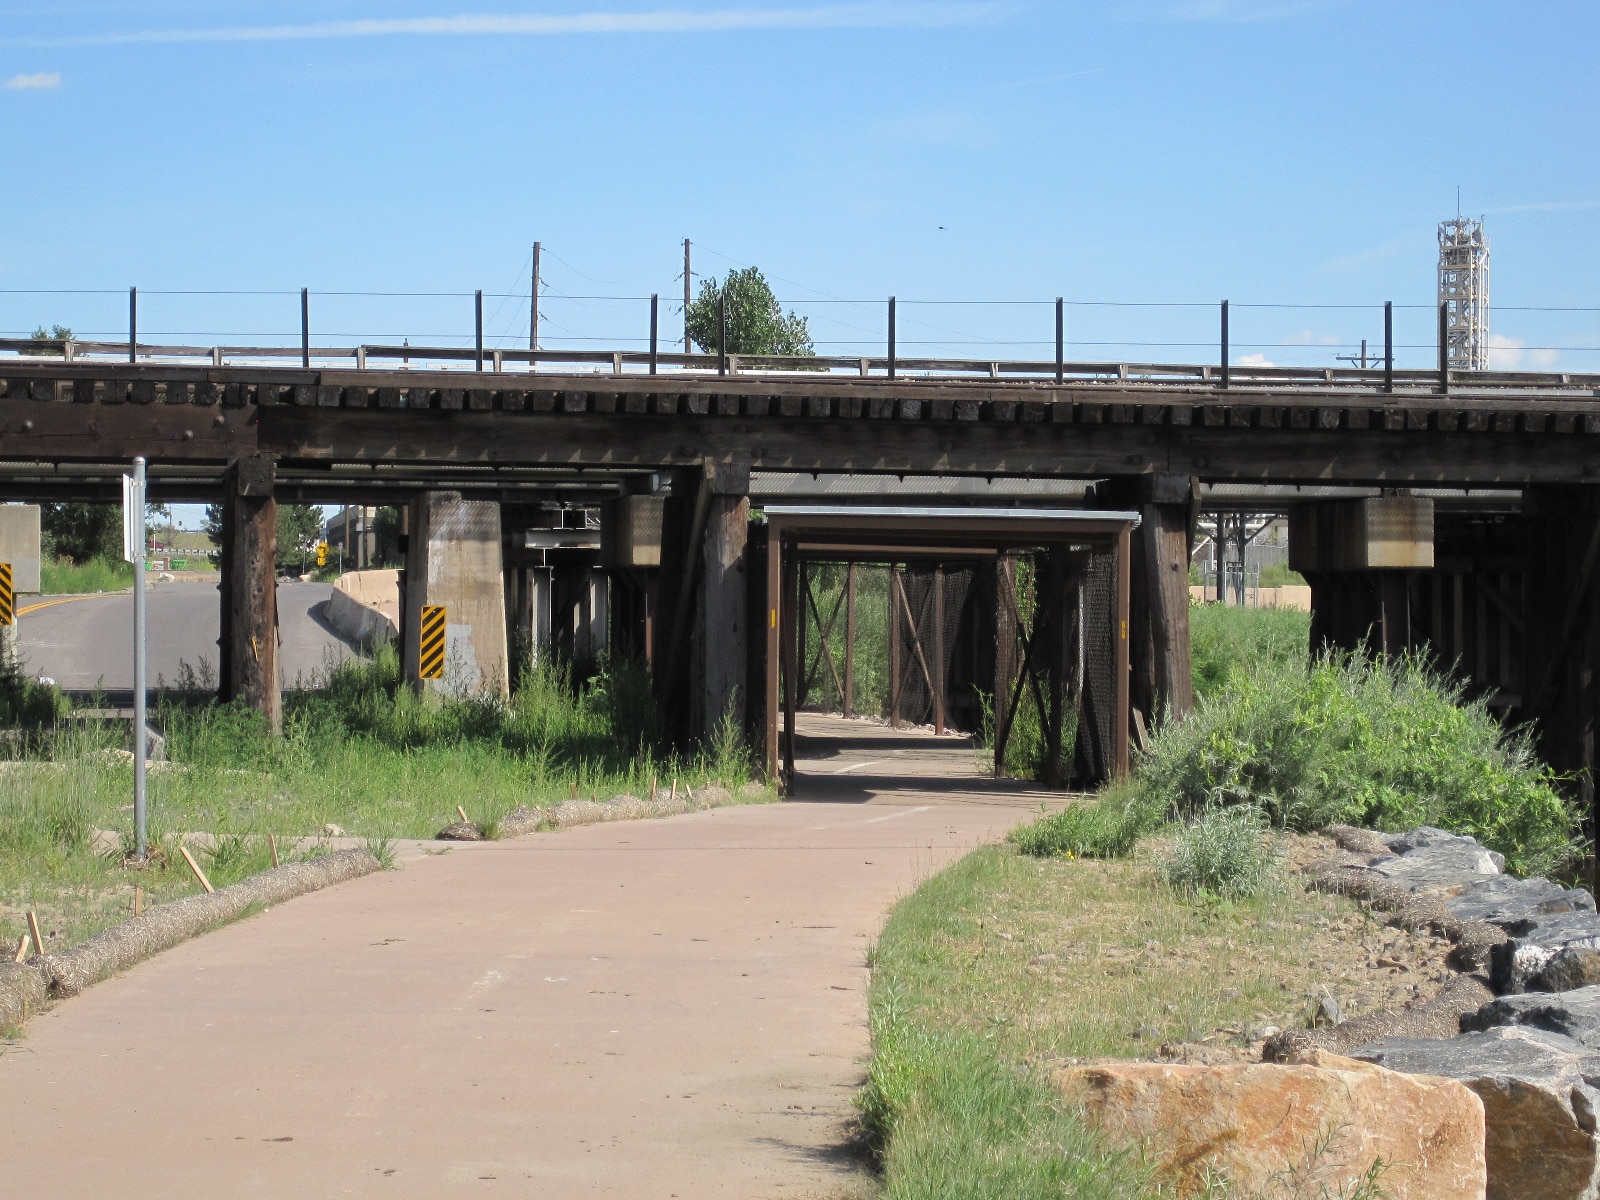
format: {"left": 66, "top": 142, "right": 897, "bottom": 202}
{"left": 1112, "top": 0, "right": 1321, "bottom": 21}
{"left": 1317, "top": 235, "right": 1420, "bottom": 275}
{"left": 5, "top": 4, "right": 1004, "bottom": 47}
{"left": 4, "top": 72, "right": 59, "bottom": 89}
{"left": 1235, "top": 352, "right": 1275, "bottom": 367}
{"left": 1486, "top": 200, "right": 1600, "bottom": 215}
{"left": 1281, "top": 329, "right": 1339, "bottom": 346}
{"left": 1487, "top": 334, "right": 1558, "bottom": 372}
{"left": 865, "top": 111, "right": 993, "bottom": 147}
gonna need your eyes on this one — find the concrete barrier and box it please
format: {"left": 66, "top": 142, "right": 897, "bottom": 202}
{"left": 325, "top": 569, "right": 400, "bottom": 648}
{"left": 1189, "top": 584, "right": 1311, "bottom": 612}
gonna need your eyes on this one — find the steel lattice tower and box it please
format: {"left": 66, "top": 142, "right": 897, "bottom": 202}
{"left": 1438, "top": 217, "right": 1490, "bottom": 370}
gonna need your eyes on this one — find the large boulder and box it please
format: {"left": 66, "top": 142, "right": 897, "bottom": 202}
{"left": 1353, "top": 1026, "right": 1600, "bottom": 1200}
{"left": 1464, "top": 987, "right": 1600, "bottom": 1050}
{"left": 1057, "top": 1051, "right": 1485, "bottom": 1198}
{"left": 1369, "top": 836, "right": 1505, "bottom": 894}
{"left": 1447, "top": 876, "right": 1596, "bottom": 928}
{"left": 1490, "top": 912, "right": 1600, "bottom": 994}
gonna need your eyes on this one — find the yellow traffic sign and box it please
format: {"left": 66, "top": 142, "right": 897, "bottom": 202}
{"left": 316, "top": 541, "right": 329, "bottom": 567}
{"left": 418, "top": 604, "right": 446, "bottom": 680}
{"left": 0, "top": 562, "right": 12, "bottom": 626}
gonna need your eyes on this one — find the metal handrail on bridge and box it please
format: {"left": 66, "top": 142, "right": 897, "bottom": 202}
{"left": 3, "top": 337, "right": 1597, "bottom": 396}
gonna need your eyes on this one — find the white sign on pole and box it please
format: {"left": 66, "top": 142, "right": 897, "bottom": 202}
{"left": 122, "top": 472, "right": 146, "bottom": 563}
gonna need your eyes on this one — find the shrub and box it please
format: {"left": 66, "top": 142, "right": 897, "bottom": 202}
{"left": 1009, "top": 779, "right": 1166, "bottom": 859}
{"left": 1160, "top": 807, "right": 1280, "bottom": 900}
{"left": 1141, "top": 651, "right": 1578, "bottom": 878}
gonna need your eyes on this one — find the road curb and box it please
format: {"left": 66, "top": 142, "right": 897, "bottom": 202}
{"left": 1, "top": 848, "right": 380, "bottom": 1033}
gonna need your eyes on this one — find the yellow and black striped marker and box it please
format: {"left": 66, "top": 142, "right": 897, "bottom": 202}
{"left": 418, "top": 604, "right": 446, "bottom": 679}
{"left": 0, "top": 562, "right": 13, "bottom": 627}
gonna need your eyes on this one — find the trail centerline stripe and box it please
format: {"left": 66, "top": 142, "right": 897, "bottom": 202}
{"left": 18, "top": 593, "right": 115, "bottom": 617}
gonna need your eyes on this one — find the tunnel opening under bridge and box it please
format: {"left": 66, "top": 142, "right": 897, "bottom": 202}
{"left": 756, "top": 506, "right": 1136, "bottom": 800}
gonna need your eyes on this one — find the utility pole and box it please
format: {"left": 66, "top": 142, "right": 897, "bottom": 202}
{"left": 683, "top": 239, "right": 692, "bottom": 353}
{"left": 1336, "top": 339, "right": 1383, "bottom": 369}
{"left": 530, "top": 242, "right": 541, "bottom": 356}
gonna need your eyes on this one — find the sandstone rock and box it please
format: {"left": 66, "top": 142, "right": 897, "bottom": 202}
{"left": 1353, "top": 1026, "right": 1600, "bottom": 1200}
{"left": 435, "top": 821, "right": 485, "bottom": 841}
{"left": 1464, "top": 986, "right": 1600, "bottom": 1050}
{"left": 1537, "top": 949, "right": 1600, "bottom": 994}
{"left": 1447, "top": 876, "right": 1596, "bottom": 927}
{"left": 1057, "top": 1051, "right": 1485, "bottom": 1198}
{"left": 1490, "top": 912, "right": 1600, "bottom": 994}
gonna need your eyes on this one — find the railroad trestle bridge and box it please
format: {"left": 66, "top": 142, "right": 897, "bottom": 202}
{"left": 3, "top": 346, "right": 1599, "bottom": 826}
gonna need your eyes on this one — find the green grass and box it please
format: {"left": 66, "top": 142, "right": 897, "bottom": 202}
{"left": 1190, "top": 603, "right": 1310, "bottom": 699}
{"left": 860, "top": 843, "right": 1383, "bottom": 1198}
{"left": 38, "top": 556, "right": 135, "bottom": 595}
{"left": 0, "top": 646, "right": 772, "bottom": 959}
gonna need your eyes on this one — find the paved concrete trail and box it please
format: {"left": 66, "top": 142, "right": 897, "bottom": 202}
{"left": 0, "top": 715, "right": 1051, "bottom": 1199}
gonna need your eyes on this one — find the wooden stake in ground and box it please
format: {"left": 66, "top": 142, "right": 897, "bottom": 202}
{"left": 651, "top": 776, "right": 658, "bottom": 803}
{"left": 268, "top": 833, "right": 279, "bottom": 869}
{"left": 26, "top": 911, "right": 44, "bottom": 959}
{"left": 569, "top": 783, "right": 578, "bottom": 801}
{"left": 133, "top": 886, "right": 143, "bottom": 918}
{"left": 670, "top": 777, "right": 678, "bottom": 800}
{"left": 457, "top": 805, "right": 469, "bottom": 824}
{"left": 179, "top": 846, "right": 215, "bottom": 894}
{"left": 13, "top": 933, "right": 29, "bottom": 963}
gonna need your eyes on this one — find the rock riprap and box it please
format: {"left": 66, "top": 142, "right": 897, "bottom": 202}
{"left": 1463, "top": 985, "right": 1600, "bottom": 1050}
{"left": 1057, "top": 1051, "right": 1485, "bottom": 1198}
{"left": 1354, "top": 1027, "right": 1600, "bottom": 1200}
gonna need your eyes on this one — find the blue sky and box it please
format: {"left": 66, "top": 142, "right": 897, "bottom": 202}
{"left": 3, "top": 0, "right": 1597, "bottom": 378}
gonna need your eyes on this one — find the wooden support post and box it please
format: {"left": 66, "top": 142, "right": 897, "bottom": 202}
{"left": 889, "top": 567, "right": 902, "bottom": 727}
{"left": 932, "top": 564, "right": 946, "bottom": 735}
{"left": 782, "top": 546, "right": 799, "bottom": 788}
{"left": 1115, "top": 523, "right": 1132, "bottom": 778}
{"left": 701, "top": 465, "right": 750, "bottom": 742}
{"left": 844, "top": 563, "right": 857, "bottom": 719}
{"left": 26, "top": 910, "right": 44, "bottom": 958}
{"left": 1101, "top": 476, "right": 1195, "bottom": 729}
{"left": 994, "top": 554, "right": 1019, "bottom": 777}
{"left": 218, "top": 454, "right": 280, "bottom": 734}
{"left": 797, "top": 561, "right": 809, "bottom": 709}
{"left": 765, "top": 530, "right": 782, "bottom": 781}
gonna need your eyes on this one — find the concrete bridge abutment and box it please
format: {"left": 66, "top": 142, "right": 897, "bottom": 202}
{"left": 401, "top": 491, "right": 509, "bottom": 698}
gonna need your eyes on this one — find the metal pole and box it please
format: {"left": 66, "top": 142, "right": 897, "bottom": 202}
{"left": 649, "top": 294, "right": 659, "bottom": 375}
{"left": 887, "top": 296, "right": 897, "bottom": 380}
{"left": 132, "top": 456, "right": 148, "bottom": 860}
{"left": 717, "top": 294, "right": 727, "bottom": 376}
{"left": 475, "top": 289, "right": 484, "bottom": 372}
{"left": 1438, "top": 300, "right": 1449, "bottom": 393}
{"left": 300, "top": 288, "right": 310, "bottom": 368}
{"left": 129, "top": 287, "right": 137, "bottom": 363}
{"left": 530, "top": 242, "right": 541, "bottom": 358}
{"left": 1055, "top": 296, "right": 1064, "bottom": 383}
{"left": 1383, "top": 301, "right": 1394, "bottom": 393}
{"left": 1220, "top": 300, "right": 1230, "bottom": 389}
{"left": 683, "top": 239, "right": 693, "bottom": 354}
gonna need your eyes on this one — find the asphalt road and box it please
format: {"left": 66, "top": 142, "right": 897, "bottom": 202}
{"left": 0, "top": 716, "right": 1042, "bottom": 1199}
{"left": 14, "top": 580, "right": 353, "bottom": 693}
